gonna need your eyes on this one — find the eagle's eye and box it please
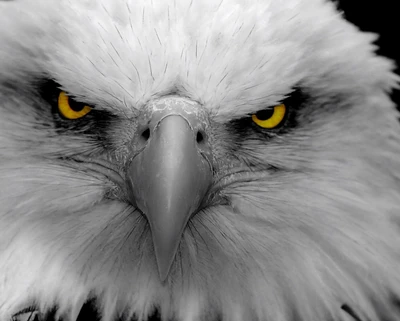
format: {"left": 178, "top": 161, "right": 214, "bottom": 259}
{"left": 58, "top": 91, "right": 92, "bottom": 120}
{"left": 252, "top": 104, "right": 287, "bottom": 129}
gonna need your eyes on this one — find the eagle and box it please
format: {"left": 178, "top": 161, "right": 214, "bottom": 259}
{"left": 1, "top": 0, "right": 400, "bottom": 320}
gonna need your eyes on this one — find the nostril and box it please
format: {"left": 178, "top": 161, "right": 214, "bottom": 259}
{"left": 141, "top": 128, "right": 150, "bottom": 141}
{"left": 196, "top": 130, "right": 205, "bottom": 144}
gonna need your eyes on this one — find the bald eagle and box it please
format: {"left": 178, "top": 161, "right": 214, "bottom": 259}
{"left": 0, "top": 0, "right": 400, "bottom": 321}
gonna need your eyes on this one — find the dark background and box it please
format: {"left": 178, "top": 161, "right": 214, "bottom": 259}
{"left": 336, "top": 1, "right": 399, "bottom": 109}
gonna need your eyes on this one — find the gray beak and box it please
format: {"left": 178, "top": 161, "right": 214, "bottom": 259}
{"left": 127, "top": 97, "right": 213, "bottom": 281}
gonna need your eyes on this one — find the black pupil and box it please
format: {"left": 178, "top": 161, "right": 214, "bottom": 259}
{"left": 255, "top": 108, "right": 274, "bottom": 120}
{"left": 68, "top": 97, "right": 87, "bottom": 112}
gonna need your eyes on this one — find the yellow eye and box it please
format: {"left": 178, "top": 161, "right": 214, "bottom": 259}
{"left": 58, "top": 91, "right": 92, "bottom": 120}
{"left": 251, "top": 104, "right": 286, "bottom": 129}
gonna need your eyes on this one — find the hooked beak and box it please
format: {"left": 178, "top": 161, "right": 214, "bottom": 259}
{"left": 127, "top": 98, "right": 213, "bottom": 281}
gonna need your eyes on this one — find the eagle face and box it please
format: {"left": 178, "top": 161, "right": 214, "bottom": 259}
{"left": 1, "top": 0, "right": 400, "bottom": 321}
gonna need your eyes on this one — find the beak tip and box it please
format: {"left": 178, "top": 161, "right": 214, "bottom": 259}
{"left": 155, "top": 253, "right": 174, "bottom": 282}
{"left": 149, "top": 219, "right": 183, "bottom": 282}
{"left": 158, "top": 269, "right": 169, "bottom": 283}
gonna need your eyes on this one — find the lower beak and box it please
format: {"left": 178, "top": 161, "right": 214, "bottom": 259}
{"left": 127, "top": 111, "right": 212, "bottom": 281}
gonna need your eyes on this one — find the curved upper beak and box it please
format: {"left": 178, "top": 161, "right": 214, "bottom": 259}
{"left": 127, "top": 100, "right": 213, "bottom": 281}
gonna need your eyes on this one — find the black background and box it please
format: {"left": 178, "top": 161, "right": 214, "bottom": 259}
{"left": 336, "top": 0, "right": 399, "bottom": 109}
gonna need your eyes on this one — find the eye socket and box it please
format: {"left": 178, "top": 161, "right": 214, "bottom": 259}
{"left": 251, "top": 104, "right": 286, "bottom": 129}
{"left": 58, "top": 91, "right": 92, "bottom": 120}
